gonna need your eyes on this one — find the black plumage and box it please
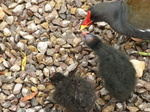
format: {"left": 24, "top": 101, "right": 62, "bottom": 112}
{"left": 84, "top": 33, "right": 136, "bottom": 101}
{"left": 81, "top": 0, "right": 150, "bottom": 40}
{"left": 50, "top": 72, "right": 96, "bottom": 112}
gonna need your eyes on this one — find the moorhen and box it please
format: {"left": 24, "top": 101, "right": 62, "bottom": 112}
{"left": 81, "top": 0, "right": 150, "bottom": 40}
{"left": 50, "top": 72, "right": 96, "bottom": 112}
{"left": 84, "top": 33, "right": 136, "bottom": 101}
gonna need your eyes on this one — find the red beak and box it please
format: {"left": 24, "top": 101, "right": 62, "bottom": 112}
{"left": 80, "top": 10, "right": 93, "bottom": 30}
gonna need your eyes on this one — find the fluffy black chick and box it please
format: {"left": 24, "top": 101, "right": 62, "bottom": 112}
{"left": 50, "top": 72, "right": 96, "bottom": 112}
{"left": 84, "top": 33, "right": 136, "bottom": 101}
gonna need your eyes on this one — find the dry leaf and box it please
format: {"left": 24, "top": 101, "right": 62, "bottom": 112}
{"left": 130, "top": 59, "right": 146, "bottom": 78}
{"left": 21, "top": 51, "right": 27, "bottom": 70}
{"left": 0, "top": 72, "right": 4, "bottom": 75}
{"left": 21, "top": 91, "right": 38, "bottom": 102}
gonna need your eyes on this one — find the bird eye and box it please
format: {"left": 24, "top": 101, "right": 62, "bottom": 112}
{"left": 94, "top": 15, "right": 98, "bottom": 18}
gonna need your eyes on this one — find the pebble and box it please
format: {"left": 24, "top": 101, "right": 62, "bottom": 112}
{"left": 23, "top": 35, "right": 35, "bottom": 44}
{"left": 29, "top": 5, "right": 38, "bottom": 13}
{"left": 26, "top": 108, "right": 36, "bottom": 112}
{"left": 9, "top": 105, "right": 17, "bottom": 111}
{"left": 2, "top": 59, "right": 9, "bottom": 68}
{"left": 37, "top": 42, "right": 48, "bottom": 54}
{"left": 61, "top": 20, "right": 70, "bottom": 27}
{"left": 59, "top": 3, "right": 67, "bottom": 13}
{"left": 0, "top": 21, "right": 8, "bottom": 30}
{"left": 100, "top": 88, "right": 109, "bottom": 96}
{"left": 76, "top": 8, "right": 87, "bottom": 17}
{"left": 13, "top": 4, "right": 24, "bottom": 15}
{"left": 6, "top": 16, "right": 14, "bottom": 24}
{"left": 22, "top": 88, "right": 30, "bottom": 97}
{"left": 67, "top": 62, "right": 78, "bottom": 72}
{"left": 13, "top": 83, "right": 23, "bottom": 94}
{"left": 37, "top": 84, "right": 45, "bottom": 91}
{"left": 27, "top": 22, "right": 37, "bottom": 33}
{"left": 3, "top": 28, "right": 11, "bottom": 36}
{"left": 127, "top": 106, "right": 139, "bottom": 112}
{"left": 72, "top": 37, "right": 81, "bottom": 47}
{"left": 96, "top": 98, "right": 105, "bottom": 106}
{"left": 1, "top": 101, "right": 11, "bottom": 108}
{"left": 10, "top": 64, "right": 20, "bottom": 72}
{"left": 102, "top": 105, "right": 115, "bottom": 112}
{"left": 0, "top": 8, "right": 5, "bottom": 20}
{"left": 31, "top": 86, "right": 38, "bottom": 92}
{"left": 0, "top": 43, "right": 5, "bottom": 51}
{"left": 43, "top": 68, "right": 49, "bottom": 77}
{"left": 41, "top": 22, "right": 49, "bottom": 29}
{"left": 30, "top": 77, "right": 38, "bottom": 84}
{"left": 17, "top": 42, "right": 25, "bottom": 50}
{"left": 7, "top": 94, "right": 15, "bottom": 100}
{"left": 45, "top": 4, "right": 52, "bottom": 12}
{"left": 56, "top": 38, "right": 66, "bottom": 45}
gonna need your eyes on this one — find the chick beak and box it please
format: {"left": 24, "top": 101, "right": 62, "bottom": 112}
{"left": 80, "top": 10, "right": 93, "bottom": 30}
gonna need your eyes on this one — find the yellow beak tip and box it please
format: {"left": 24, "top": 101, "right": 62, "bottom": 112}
{"left": 80, "top": 25, "right": 87, "bottom": 31}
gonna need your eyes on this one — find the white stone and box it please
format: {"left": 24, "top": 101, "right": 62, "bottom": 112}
{"left": 76, "top": 8, "right": 87, "bottom": 17}
{"left": 13, "top": 83, "right": 22, "bottom": 94}
{"left": 26, "top": 108, "right": 36, "bottom": 112}
{"left": 67, "top": 62, "right": 78, "bottom": 72}
{"left": 56, "top": 38, "right": 66, "bottom": 45}
{"left": 45, "top": 4, "right": 52, "bottom": 12}
{"left": 27, "top": 22, "right": 37, "bottom": 32}
{"left": 22, "top": 88, "right": 30, "bottom": 97}
{"left": 72, "top": 37, "right": 81, "bottom": 47}
{"left": 13, "top": 4, "right": 24, "bottom": 14}
{"left": 6, "top": 16, "right": 14, "bottom": 24}
{"left": 7, "top": 94, "right": 15, "bottom": 100}
{"left": 100, "top": 88, "right": 109, "bottom": 95}
{"left": 26, "top": 2, "right": 32, "bottom": 9}
{"left": 30, "top": 5, "right": 38, "bottom": 13}
{"left": 37, "top": 42, "right": 48, "bottom": 54}
{"left": 43, "top": 68, "right": 49, "bottom": 77}
{"left": 0, "top": 43, "right": 5, "bottom": 51}
{"left": 2, "top": 59, "right": 9, "bottom": 68}
{"left": 3, "top": 28, "right": 11, "bottom": 36}
{"left": 17, "top": 0, "right": 24, "bottom": 3}
{"left": 19, "top": 31, "right": 28, "bottom": 37}
{"left": 30, "top": 77, "right": 38, "bottom": 84}
{"left": 8, "top": 3, "right": 18, "bottom": 8}
{"left": 31, "top": 0, "right": 38, "bottom": 4}
{"left": 39, "top": 8, "right": 44, "bottom": 14}
{"left": 61, "top": 20, "right": 70, "bottom": 27}
{"left": 23, "top": 35, "right": 35, "bottom": 43}
{"left": 10, "top": 64, "right": 20, "bottom": 72}
{"left": 97, "top": 22, "right": 107, "bottom": 27}
{"left": 17, "top": 42, "right": 25, "bottom": 50}
{"left": 0, "top": 21, "right": 8, "bottom": 30}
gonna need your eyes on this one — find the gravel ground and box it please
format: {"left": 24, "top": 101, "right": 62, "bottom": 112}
{"left": 0, "top": 0, "right": 150, "bottom": 112}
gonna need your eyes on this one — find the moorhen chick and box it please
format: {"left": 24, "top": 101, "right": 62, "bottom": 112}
{"left": 50, "top": 72, "right": 96, "bottom": 112}
{"left": 83, "top": 33, "right": 136, "bottom": 102}
{"left": 81, "top": 0, "right": 150, "bottom": 40}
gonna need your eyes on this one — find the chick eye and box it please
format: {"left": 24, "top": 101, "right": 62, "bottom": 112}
{"left": 93, "top": 15, "right": 98, "bottom": 18}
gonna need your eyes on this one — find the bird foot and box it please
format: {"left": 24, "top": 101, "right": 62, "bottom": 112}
{"left": 131, "top": 37, "right": 143, "bottom": 42}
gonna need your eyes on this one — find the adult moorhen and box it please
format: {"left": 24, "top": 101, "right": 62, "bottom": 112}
{"left": 81, "top": 0, "right": 150, "bottom": 40}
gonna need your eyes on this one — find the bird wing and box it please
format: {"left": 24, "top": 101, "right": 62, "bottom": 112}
{"left": 125, "top": 0, "right": 150, "bottom": 30}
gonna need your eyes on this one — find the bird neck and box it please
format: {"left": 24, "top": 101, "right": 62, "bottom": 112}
{"left": 95, "top": 1, "right": 121, "bottom": 24}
